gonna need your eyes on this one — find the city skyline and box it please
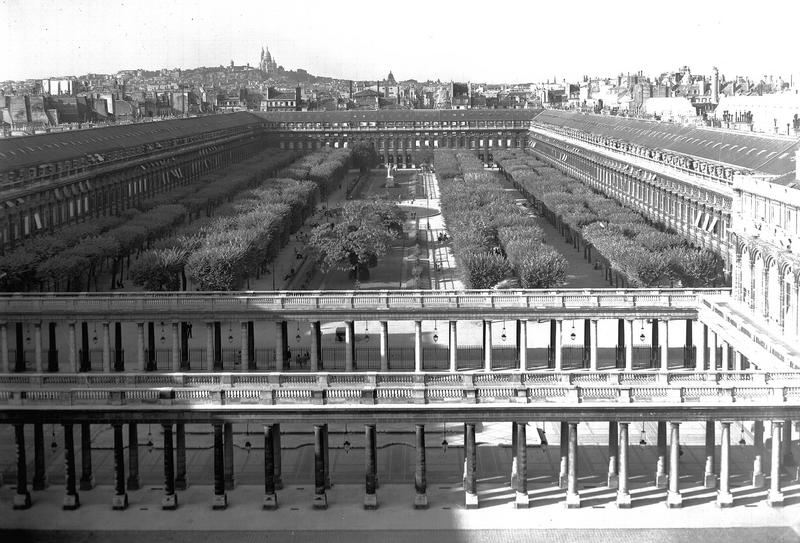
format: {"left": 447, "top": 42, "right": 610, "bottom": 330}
{"left": 3, "top": 0, "right": 799, "bottom": 84}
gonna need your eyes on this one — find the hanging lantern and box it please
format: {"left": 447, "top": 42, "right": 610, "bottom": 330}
{"left": 570, "top": 322, "right": 576, "bottom": 341}
{"left": 639, "top": 322, "right": 645, "bottom": 342}
{"left": 501, "top": 322, "right": 507, "bottom": 342}
{"left": 639, "top": 424, "right": 647, "bottom": 446}
{"left": 50, "top": 425, "right": 58, "bottom": 451}
{"left": 146, "top": 425, "right": 154, "bottom": 453}
{"left": 441, "top": 423, "right": 448, "bottom": 454}
{"left": 296, "top": 323, "right": 301, "bottom": 343}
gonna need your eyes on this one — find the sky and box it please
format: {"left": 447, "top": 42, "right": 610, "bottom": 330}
{"left": 2, "top": 0, "right": 799, "bottom": 83}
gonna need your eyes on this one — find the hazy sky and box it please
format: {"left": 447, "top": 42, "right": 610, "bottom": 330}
{"left": 2, "top": 0, "right": 798, "bottom": 83}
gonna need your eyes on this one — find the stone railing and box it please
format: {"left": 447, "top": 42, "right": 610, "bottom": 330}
{"left": 1, "top": 370, "right": 797, "bottom": 409}
{"left": 0, "top": 288, "right": 731, "bottom": 320}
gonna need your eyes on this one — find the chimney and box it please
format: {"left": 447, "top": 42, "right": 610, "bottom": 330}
{"left": 712, "top": 67, "right": 719, "bottom": 103}
{"left": 295, "top": 87, "right": 301, "bottom": 111}
{"left": 349, "top": 80, "right": 353, "bottom": 99}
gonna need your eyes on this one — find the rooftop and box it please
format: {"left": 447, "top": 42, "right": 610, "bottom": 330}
{"left": 534, "top": 110, "right": 800, "bottom": 177}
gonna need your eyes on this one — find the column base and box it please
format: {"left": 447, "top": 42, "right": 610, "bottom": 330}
{"left": 161, "top": 493, "right": 178, "bottom": 510}
{"left": 175, "top": 477, "right": 187, "bottom": 491}
{"left": 62, "top": 493, "right": 80, "bottom": 510}
{"left": 607, "top": 473, "right": 619, "bottom": 490}
{"left": 666, "top": 490, "right": 683, "bottom": 508}
{"left": 126, "top": 476, "right": 140, "bottom": 491}
{"left": 767, "top": 489, "right": 784, "bottom": 507}
{"left": 514, "top": 491, "right": 530, "bottom": 509}
{"left": 212, "top": 493, "right": 227, "bottom": 510}
{"left": 565, "top": 492, "right": 581, "bottom": 509}
{"left": 716, "top": 491, "right": 734, "bottom": 508}
{"left": 703, "top": 473, "right": 717, "bottom": 489}
{"left": 79, "top": 475, "right": 95, "bottom": 491}
{"left": 465, "top": 491, "right": 479, "bottom": 509}
{"left": 112, "top": 493, "right": 128, "bottom": 510}
{"left": 312, "top": 493, "right": 328, "bottom": 510}
{"left": 13, "top": 492, "right": 32, "bottom": 510}
{"left": 655, "top": 472, "right": 668, "bottom": 489}
{"left": 263, "top": 493, "right": 278, "bottom": 510}
{"left": 364, "top": 493, "right": 378, "bottom": 510}
{"left": 558, "top": 474, "right": 568, "bottom": 489}
{"left": 752, "top": 472, "right": 766, "bottom": 488}
{"left": 414, "top": 493, "right": 429, "bottom": 509}
{"left": 616, "top": 491, "right": 632, "bottom": 509}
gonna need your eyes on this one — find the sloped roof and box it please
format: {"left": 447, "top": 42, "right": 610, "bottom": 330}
{"left": 535, "top": 110, "right": 800, "bottom": 176}
{"left": 0, "top": 112, "right": 261, "bottom": 171}
{"left": 256, "top": 109, "right": 540, "bottom": 123}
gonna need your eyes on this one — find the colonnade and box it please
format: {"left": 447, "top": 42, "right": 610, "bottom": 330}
{"left": 8, "top": 419, "right": 795, "bottom": 511}
{"left": 0, "top": 318, "right": 748, "bottom": 373}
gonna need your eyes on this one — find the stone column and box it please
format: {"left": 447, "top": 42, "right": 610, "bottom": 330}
{"left": 379, "top": 321, "right": 389, "bottom": 372}
{"left": 364, "top": 424, "right": 378, "bottom": 509}
{"left": 624, "top": 320, "right": 634, "bottom": 371}
{"left": 112, "top": 423, "right": 128, "bottom": 510}
{"left": 559, "top": 420, "right": 569, "bottom": 488}
{"left": 79, "top": 423, "right": 94, "bottom": 490}
{"left": 553, "top": 320, "right": 563, "bottom": 370}
{"left": 566, "top": 422, "right": 580, "bottom": 508}
{"left": 127, "top": 424, "right": 140, "bottom": 491}
{"left": 782, "top": 420, "right": 795, "bottom": 470}
{"left": 33, "top": 422, "right": 47, "bottom": 491}
{"left": 0, "top": 322, "right": 9, "bottom": 373}
{"left": 69, "top": 321, "right": 79, "bottom": 372}
{"left": 263, "top": 424, "right": 278, "bottom": 509}
{"left": 768, "top": 421, "right": 784, "bottom": 507}
{"left": 161, "top": 423, "right": 177, "bottom": 510}
{"left": 617, "top": 422, "right": 631, "bottom": 508}
{"left": 34, "top": 322, "right": 43, "bottom": 373}
{"left": 322, "top": 424, "right": 330, "bottom": 489}
{"left": 464, "top": 423, "right": 478, "bottom": 509}
{"left": 175, "top": 424, "right": 186, "bottom": 490}
{"left": 720, "top": 340, "right": 729, "bottom": 370}
{"left": 659, "top": 319, "right": 669, "bottom": 370}
{"left": 223, "top": 422, "right": 235, "bottom": 490}
{"left": 753, "top": 420, "right": 765, "bottom": 487}
{"left": 275, "top": 322, "right": 285, "bottom": 371}
{"left": 704, "top": 421, "right": 716, "bottom": 488}
{"left": 311, "top": 322, "right": 321, "bottom": 372}
{"left": 63, "top": 423, "right": 79, "bottom": 510}
{"left": 666, "top": 422, "right": 682, "bottom": 508}
{"left": 414, "top": 321, "right": 423, "bottom": 373}
{"left": 205, "top": 322, "right": 214, "bottom": 371}
{"left": 137, "top": 322, "right": 146, "bottom": 372}
{"left": 212, "top": 424, "right": 227, "bottom": 509}
{"left": 698, "top": 323, "right": 708, "bottom": 371}
{"left": 511, "top": 422, "right": 518, "bottom": 490}
{"left": 172, "top": 323, "right": 181, "bottom": 372}
{"left": 313, "top": 424, "right": 328, "bottom": 509}
{"left": 50, "top": 322, "right": 60, "bottom": 372}
{"left": 655, "top": 421, "right": 667, "bottom": 488}
{"left": 518, "top": 320, "right": 528, "bottom": 371}
{"left": 515, "top": 421, "right": 529, "bottom": 508}
{"left": 589, "top": 319, "right": 598, "bottom": 371}
{"left": 734, "top": 351, "right": 744, "bottom": 371}
{"left": 607, "top": 421, "right": 619, "bottom": 489}
{"left": 414, "top": 424, "right": 428, "bottom": 509}
{"left": 13, "top": 424, "right": 31, "bottom": 509}
{"left": 717, "top": 422, "right": 733, "bottom": 507}
{"left": 345, "top": 321, "right": 354, "bottom": 372}
{"left": 448, "top": 321, "right": 458, "bottom": 372}
{"left": 482, "top": 320, "right": 492, "bottom": 371}
{"left": 709, "top": 331, "right": 718, "bottom": 372}
{"left": 101, "top": 323, "right": 111, "bottom": 373}
{"left": 273, "top": 423, "right": 283, "bottom": 489}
